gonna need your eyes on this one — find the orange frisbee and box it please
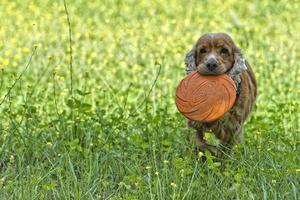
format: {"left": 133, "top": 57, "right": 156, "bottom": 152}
{"left": 175, "top": 71, "right": 237, "bottom": 122}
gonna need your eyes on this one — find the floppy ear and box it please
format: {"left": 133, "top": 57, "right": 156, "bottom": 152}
{"left": 184, "top": 46, "right": 197, "bottom": 75}
{"left": 228, "top": 48, "right": 247, "bottom": 83}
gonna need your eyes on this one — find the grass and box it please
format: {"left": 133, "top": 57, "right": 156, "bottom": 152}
{"left": 0, "top": 0, "right": 299, "bottom": 199}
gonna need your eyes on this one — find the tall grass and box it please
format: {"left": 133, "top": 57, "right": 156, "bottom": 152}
{"left": 0, "top": 0, "right": 299, "bottom": 199}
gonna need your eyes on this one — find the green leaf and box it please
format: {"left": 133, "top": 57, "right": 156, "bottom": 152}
{"left": 76, "top": 89, "right": 91, "bottom": 96}
{"left": 80, "top": 103, "right": 92, "bottom": 112}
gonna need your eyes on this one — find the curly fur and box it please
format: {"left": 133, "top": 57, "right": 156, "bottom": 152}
{"left": 184, "top": 33, "right": 257, "bottom": 157}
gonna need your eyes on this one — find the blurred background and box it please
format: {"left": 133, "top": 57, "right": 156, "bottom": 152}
{"left": 0, "top": 0, "right": 299, "bottom": 199}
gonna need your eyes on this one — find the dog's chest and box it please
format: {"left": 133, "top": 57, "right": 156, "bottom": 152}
{"left": 188, "top": 98, "right": 244, "bottom": 132}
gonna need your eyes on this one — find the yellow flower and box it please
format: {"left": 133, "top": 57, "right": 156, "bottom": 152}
{"left": 198, "top": 151, "right": 204, "bottom": 158}
{"left": 46, "top": 142, "right": 53, "bottom": 147}
{"left": 22, "top": 47, "right": 30, "bottom": 53}
{"left": 10, "top": 155, "right": 14, "bottom": 161}
{"left": 170, "top": 182, "right": 177, "bottom": 188}
{"left": 90, "top": 52, "right": 97, "bottom": 58}
{"left": 2, "top": 59, "right": 9, "bottom": 66}
{"left": 13, "top": 54, "right": 22, "bottom": 61}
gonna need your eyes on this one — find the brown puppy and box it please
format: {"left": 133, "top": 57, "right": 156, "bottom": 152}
{"left": 184, "top": 33, "right": 257, "bottom": 157}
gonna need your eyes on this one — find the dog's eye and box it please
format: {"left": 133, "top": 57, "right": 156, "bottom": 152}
{"left": 221, "top": 48, "right": 229, "bottom": 54}
{"left": 199, "top": 48, "right": 207, "bottom": 54}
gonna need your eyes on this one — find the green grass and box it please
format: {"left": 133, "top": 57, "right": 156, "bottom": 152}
{"left": 0, "top": 0, "right": 299, "bottom": 199}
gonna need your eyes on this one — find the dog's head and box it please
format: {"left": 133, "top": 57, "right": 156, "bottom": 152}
{"left": 185, "top": 33, "right": 247, "bottom": 76}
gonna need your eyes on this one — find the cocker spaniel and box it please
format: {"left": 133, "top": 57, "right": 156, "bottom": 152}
{"left": 185, "top": 33, "right": 257, "bottom": 157}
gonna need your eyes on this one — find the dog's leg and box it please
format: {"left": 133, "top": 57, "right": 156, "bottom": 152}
{"left": 187, "top": 120, "right": 219, "bottom": 156}
{"left": 217, "top": 126, "right": 243, "bottom": 157}
{"left": 195, "top": 129, "right": 219, "bottom": 156}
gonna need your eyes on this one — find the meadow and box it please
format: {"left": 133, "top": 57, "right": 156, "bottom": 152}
{"left": 0, "top": 0, "right": 299, "bottom": 199}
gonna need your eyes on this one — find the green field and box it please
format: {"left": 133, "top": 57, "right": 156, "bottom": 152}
{"left": 0, "top": 0, "right": 299, "bottom": 199}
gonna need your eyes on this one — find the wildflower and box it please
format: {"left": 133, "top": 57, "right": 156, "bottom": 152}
{"left": 155, "top": 171, "right": 159, "bottom": 175}
{"left": 198, "top": 151, "right": 204, "bottom": 158}
{"left": 163, "top": 160, "right": 169, "bottom": 164}
{"left": 22, "top": 47, "right": 30, "bottom": 53}
{"left": 170, "top": 182, "right": 177, "bottom": 188}
{"left": 46, "top": 142, "right": 53, "bottom": 147}
{"left": 13, "top": 54, "right": 21, "bottom": 61}
{"left": 9, "top": 155, "right": 14, "bottom": 163}
{"left": 2, "top": 59, "right": 9, "bottom": 66}
{"left": 90, "top": 52, "right": 97, "bottom": 58}
{"left": 146, "top": 166, "right": 151, "bottom": 170}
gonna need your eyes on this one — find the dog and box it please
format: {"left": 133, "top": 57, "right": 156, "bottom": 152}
{"left": 184, "top": 33, "right": 257, "bottom": 157}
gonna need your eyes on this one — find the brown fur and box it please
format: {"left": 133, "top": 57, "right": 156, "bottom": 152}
{"left": 185, "top": 33, "right": 257, "bottom": 157}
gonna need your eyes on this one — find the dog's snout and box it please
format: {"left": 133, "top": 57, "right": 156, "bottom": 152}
{"left": 206, "top": 58, "right": 218, "bottom": 71}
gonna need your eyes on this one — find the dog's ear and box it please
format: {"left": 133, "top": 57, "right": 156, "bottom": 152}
{"left": 228, "top": 48, "right": 247, "bottom": 83}
{"left": 184, "top": 46, "right": 197, "bottom": 75}
{"left": 235, "top": 49, "right": 247, "bottom": 69}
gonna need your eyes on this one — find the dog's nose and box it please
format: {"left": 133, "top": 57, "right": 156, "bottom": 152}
{"left": 206, "top": 59, "right": 218, "bottom": 71}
